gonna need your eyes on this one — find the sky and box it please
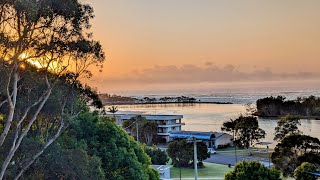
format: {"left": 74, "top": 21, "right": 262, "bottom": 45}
{"left": 82, "top": 0, "right": 320, "bottom": 94}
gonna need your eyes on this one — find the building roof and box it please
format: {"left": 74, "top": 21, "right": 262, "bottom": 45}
{"left": 307, "top": 172, "right": 320, "bottom": 177}
{"left": 106, "top": 114, "right": 183, "bottom": 120}
{"left": 169, "top": 131, "right": 213, "bottom": 140}
{"left": 169, "top": 131, "right": 231, "bottom": 140}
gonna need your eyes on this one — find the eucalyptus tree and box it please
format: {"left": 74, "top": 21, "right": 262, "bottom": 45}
{"left": 274, "top": 115, "right": 301, "bottom": 142}
{"left": 0, "top": 0, "right": 105, "bottom": 179}
{"left": 221, "top": 115, "right": 266, "bottom": 155}
{"left": 271, "top": 134, "right": 320, "bottom": 176}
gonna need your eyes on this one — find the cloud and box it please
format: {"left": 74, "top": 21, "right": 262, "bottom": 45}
{"left": 101, "top": 63, "right": 317, "bottom": 85}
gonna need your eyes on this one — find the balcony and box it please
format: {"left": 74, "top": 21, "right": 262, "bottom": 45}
{"left": 157, "top": 123, "right": 185, "bottom": 128}
{"left": 157, "top": 132, "right": 171, "bottom": 136}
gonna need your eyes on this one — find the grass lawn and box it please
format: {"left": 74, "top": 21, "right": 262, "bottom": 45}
{"left": 170, "top": 162, "right": 233, "bottom": 179}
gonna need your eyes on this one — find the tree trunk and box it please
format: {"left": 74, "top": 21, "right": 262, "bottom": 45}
{"left": 0, "top": 89, "right": 51, "bottom": 180}
{"left": 0, "top": 70, "right": 18, "bottom": 146}
{"left": 14, "top": 122, "right": 64, "bottom": 180}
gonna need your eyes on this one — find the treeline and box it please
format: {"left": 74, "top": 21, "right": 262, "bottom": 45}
{"left": 256, "top": 96, "right": 320, "bottom": 117}
{"left": 0, "top": 63, "right": 159, "bottom": 179}
{"left": 221, "top": 114, "right": 320, "bottom": 179}
{"left": 99, "top": 94, "right": 199, "bottom": 105}
{"left": 0, "top": 0, "right": 160, "bottom": 179}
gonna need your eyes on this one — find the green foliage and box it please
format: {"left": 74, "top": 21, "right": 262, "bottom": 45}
{"left": 256, "top": 95, "right": 320, "bottom": 117}
{"left": 224, "top": 161, "right": 281, "bottom": 180}
{"left": 294, "top": 162, "right": 318, "bottom": 180}
{"left": 144, "top": 145, "right": 169, "bottom": 165}
{"left": 274, "top": 115, "right": 301, "bottom": 142}
{"left": 167, "top": 140, "right": 210, "bottom": 168}
{"left": 26, "top": 142, "right": 105, "bottom": 180}
{"left": 70, "top": 112, "right": 159, "bottom": 180}
{"left": 271, "top": 134, "right": 320, "bottom": 176}
{"left": 0, "top": 111, "right": 159, "bottom": 179}
{"left": 123, "top": 115, "right": 158, "bottom": 145}
{"left": 0, "top": 114, "right": 3, "bottom": 132}
{"left": 222, "top": 115, "right": 266, "bottom": 150}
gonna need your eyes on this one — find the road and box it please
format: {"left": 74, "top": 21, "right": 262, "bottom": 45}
{"left": 204, "top": 153, "right": 272, "bottom": 167}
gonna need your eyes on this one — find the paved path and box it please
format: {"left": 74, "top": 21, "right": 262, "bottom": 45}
{"left": 204, "top": 154, "right": 272, "bottom": 166}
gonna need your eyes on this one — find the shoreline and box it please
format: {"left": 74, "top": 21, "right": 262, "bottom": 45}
{"left": 256, "top": 115, "right": 320, "bottom": 120}
{"left": 104, "top": 101, "right": 234, "bottom": 106}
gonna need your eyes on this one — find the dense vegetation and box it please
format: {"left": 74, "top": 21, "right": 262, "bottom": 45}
{"left": 144, "top": 145, "right": 169, "bottom": 165}
{"left": 167, "top": 139, "right": 210, "bottom": 168}
{"left": 271, "top": 134, "right": 320, "bottom": 176}
{"left": 271, "top": 115, "right": 320, "bottom": 177}
{"left": 225, "top": 161, "right": 281, "bottom": 180}
{"left": 0, "top": 0, "right": 160, "bottom": 179}
{"left": 0, "top": 65, "right": 159, "bottom": 179}
{"left": 294, "top": 162, "right": 319, "bottom": 180}
{"left": 256, "top": 96, "right": 320, "bottom": 117}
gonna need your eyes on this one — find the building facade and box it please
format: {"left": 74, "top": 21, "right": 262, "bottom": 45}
{"left": 107, "top": 114, "right": 184, "bottom": 143}
{"left": 169, "top": 131, "right": 233, "bottom": 149}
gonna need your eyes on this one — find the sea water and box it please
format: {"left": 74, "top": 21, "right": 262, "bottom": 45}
{"left": 110, "top": 81, "right": 320, "bottom": 148}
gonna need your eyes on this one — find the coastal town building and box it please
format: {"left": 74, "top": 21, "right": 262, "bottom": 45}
{"left": 107, "top": 114, "right": 184, "bottom": 143}
{"left": 106, "top": 114, "right": 232, "bottom": 148}
{"left": 169, "top": 131, "right": 233, "bottom": 149}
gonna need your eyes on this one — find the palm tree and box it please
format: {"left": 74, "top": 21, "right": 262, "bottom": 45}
{"left": 108, "top": 106, "right": 118, "bottom": 116}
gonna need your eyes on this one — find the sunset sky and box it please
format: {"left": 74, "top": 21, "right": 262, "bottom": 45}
{"left": 84, "top": 0, "right": 320, "bottom": 94}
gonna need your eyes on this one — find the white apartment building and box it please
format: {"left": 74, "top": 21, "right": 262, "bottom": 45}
{"left": 107, "top": 114, "right": 184, "bottom": 143}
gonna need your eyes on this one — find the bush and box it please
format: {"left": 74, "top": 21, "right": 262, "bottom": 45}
{"left": 225, "top": 161, "right": 281, "bottom": 180}
{"left": 294, "top": 162, "right": 318, "bottom": 180}
{"left": 144, "top": 145, "right": 169, "bottom": 165}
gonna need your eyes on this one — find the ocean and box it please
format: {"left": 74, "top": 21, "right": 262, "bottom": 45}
{"left": 110, "top": 81, "right": 320, "bottom": 148}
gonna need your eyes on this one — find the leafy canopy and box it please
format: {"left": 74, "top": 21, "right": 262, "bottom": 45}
{"left": 167, "top": 139, "right": 210, "bottom": 168}
{"left": 271, "top": 134, "right": 320, "bottom": 176}
{"left": 221, "top": 115, "right": 266, "bottom": 149}
{"left": 274, "top": 115, "right": 301, "bottom": 142}
{"left": 225, "top": 161, "right": 281, "bottom": 180}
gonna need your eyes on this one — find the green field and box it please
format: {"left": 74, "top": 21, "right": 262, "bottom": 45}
{"left": 170, "top": 162, "right": 233, "bottom": 179}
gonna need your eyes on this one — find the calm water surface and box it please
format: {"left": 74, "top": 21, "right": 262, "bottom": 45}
{"left": 115, "top": 103, "right": 320, "bottom": 148}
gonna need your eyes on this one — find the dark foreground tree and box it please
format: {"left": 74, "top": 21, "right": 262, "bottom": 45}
{"left": 274, "top": 115, "right": 301, "bottom": 142}
{"left": 0, "top": 68, "right": 103, "bottom": 179}
{"left": 0, "top": 0, "right": 105, "bottom": 178}
{"left": 225, "top": 161, "right": 281, "bottom": 180}
{"left": 3, "top": 111, "right": 160, "bottom": 179}
{"left": 144, "top": 145, "right": 169, "bottom": 165}
{"left": 20, "top": 139, "right": 105, "bottom": 180}
{"left": 271, "top": 134, "right": 320, "bottom": 176}
{"left": 294, "top": 162, "right": 319, "bottom": 180}
{"left": 167, "top": 139, "right": 210, "bottom": 168}
{"left": 69, "top": 112, "right": 159, "bottom": 180}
